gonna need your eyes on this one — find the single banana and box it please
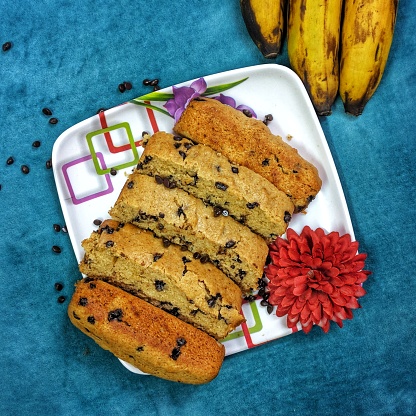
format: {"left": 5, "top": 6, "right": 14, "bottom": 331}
{"left": 339, "top": 0, "right": 398, "bottom": 116}
{"left": 240, "top": 0, "right": 286, "bottom": 59}
{"left": 287, "top": 0, "right": 343, "bottom": 116}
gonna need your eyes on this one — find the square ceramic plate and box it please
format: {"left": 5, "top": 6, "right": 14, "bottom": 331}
{"left": 53, "top": 64, "right": 353, "bottom": 374}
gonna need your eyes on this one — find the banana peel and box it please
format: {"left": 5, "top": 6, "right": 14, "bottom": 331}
{"left": 240, "top": 0, "right": 286, "bottom": 59}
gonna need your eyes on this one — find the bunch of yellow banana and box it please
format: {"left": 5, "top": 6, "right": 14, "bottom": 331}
{"left": 340, "top": 0, "right": 399, "bottom": 116}
{"left": 240, "top": 0, "right": 399, "bottom": 116}
{"left": 240, "top": 0, "right": 286, "bottom": 59}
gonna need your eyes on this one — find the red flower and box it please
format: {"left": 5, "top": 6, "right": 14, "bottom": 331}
{"left": 265, "top": 226, "right": 370, "bottom": 334}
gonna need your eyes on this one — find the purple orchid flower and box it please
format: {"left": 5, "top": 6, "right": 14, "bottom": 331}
{"left": 163, "top": 77, "right": 257, "bottom": 122}
{"left": 164, "top": 78, "right": 207, "bottom": 122}
{"left": 212, "top": 93, "right": 257, "bottom": 118}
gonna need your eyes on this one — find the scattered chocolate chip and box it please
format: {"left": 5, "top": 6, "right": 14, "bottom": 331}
{"left": 6, "top": 156, "right": 14, "bottom": 165}
{"left": 180, "top": 245, "right": 188, "bottom": 252}
{"left": 307, "top": 195, "right": 315, "bottom": 203}
{"left": 262, "top": 158, "right": 270, "bottom": 166}
{"left": 193, "top": 252, "right": 201, "bottom": 260}
{"left": 153, "top": 85, "right": 160, "bottom": 91}
{"left": 127, "top": 181, "right": 134, "bottom": 189}
{"left": 207, "top": 296, "right": 217, "bottom": 308}
{"left": 149, "top": 79, "right": 159, "bottom": 86}
{"left": 213, "top": 206, "right": 223, "bottom": 217}
{"left": 225, "top": 240, "right": 236, "bottom": 248}
{"left": 158, "top": 212, "right": 165, "bottom": 218}
{"left": 242, "top": 109, "right": 253, "bottom": 118}
{"left": 244, "top": 295, "right": 256, "bottom": 303}
{"left": 176, "top": 338, "right": 186, "bottom": 347}
{"left": 54, "top": 282, "right": 63, "bottom": 291}
{"left": 246, "top": 202, "right": 259, "bottom": 209}
{"left": 284, "top": 211, "right": 292, "bottom": 223}
{"left": 53, "top": 223, "right": 61, "bottom": 232}
{"left": 105, "top": 241, "right": 114, "bottom": 248}
{"left": 200, "top": 254, "right": 209, "bottom": 264}
{"left": 46, "top": 159, "right": 52, "bottom": 169}
{"left": 162, "top": 238, "right": 171, "bottom": 248}
{"left": 177, "top": 206, "right": 185, "bottom": 218}
{"left": 124, "top": 81, "right": 132, "bottom": 90}
{"left": 173, "top": 135, "right": 183, "bottom": 141}
{"left": 136, "top": 346, "right": 144, "bottom": 352}
{"left": 238, "top": 269, "right": 247, "bottom": 279}
{"left": 61, "top": 225, "right": 68, "bottom": 233}
{"left": 87, "top": 316, "right": 95, "bottom": 324}
{"left": 178, "top": 150, "right": 186, "bottom": 160}
{"left": 78, "top": 297, "right": 88, "bottom": 306}
{"left": 108, "top": 308, "right": 123, "bottom": 321}
{"left": 57, "top": 295, "right": 66, "bottom": 303}
{"left": 2, "top": 41, "right": 12, "bottom": 51}
{"left": 215, "top": 181, "right": 228, "bottom": 191}
{"left": 42, "top": 107, "right": 53, "bottom": 116}
{"left": 153, "top": 253, "right": 163, "bottom": 262}
{"left": 49, "top": 117, "right": 58, "bottom": 125}
{"left": 93, "top": 219, "right": 102, "bottom": 226}
{"left": 155, "top": 280, "right": 166, "bottom": 291}
{"left": 32, "top": 140, "right": 41, "bottom": 148}
{"left": 21, "top": 165, "right": 30, "bottom": 174}
{"left": 231, "top": 166, "right": 239, "bottom": 174}
{"left": 118, "top": 83, "right": 126, "bottom": 93}
{"left": 170, "top": 347, "right": 181, "bottom": 360}
{"left": 143, "top": 79, "right": 152, "bottom": 86}
{"left": 52, "top": 245, "right": 61, "bottom": 254}
{"left": 182, "top": 256, "right": 191, "bottom": 264}
{"left": 110, "top": 168, "right": 117, "bottom": 176}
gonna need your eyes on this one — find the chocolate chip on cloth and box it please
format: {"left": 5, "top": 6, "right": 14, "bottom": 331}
{"left": 67, "top": 279, "right": 225, "bottom": 384}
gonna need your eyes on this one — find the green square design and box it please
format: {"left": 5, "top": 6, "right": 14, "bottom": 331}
{"left": 86, "top": 122, "right": 139, "bottom": 175}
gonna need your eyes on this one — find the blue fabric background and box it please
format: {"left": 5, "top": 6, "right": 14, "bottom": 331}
{"left": 1, "top": 1, "right": 415, "bottom": 415}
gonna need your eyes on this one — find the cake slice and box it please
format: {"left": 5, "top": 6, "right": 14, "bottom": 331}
{"left": 68, "top": 278, "right": 225, "bottom": 384}
{"left": 79, "top": 220, "right": 244, "bottom": 340}
{"left": 137, "top": 131, "right": 294, "bottom": 241}
{"left": 174, "top": 97, "right": 322, "bottom": 212}
{"left": 109, "top": 174, "right": 268, "bottom": 293}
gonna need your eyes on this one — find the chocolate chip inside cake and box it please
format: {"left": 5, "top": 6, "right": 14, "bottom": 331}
{"left": 109, "top": 174, "right": 268, "bottom": 293}
{"left": 137, "top": 131, "right": 294, "bottom": 241}
{"left": 79, "top": 220, "right": 245, "bottom": 340}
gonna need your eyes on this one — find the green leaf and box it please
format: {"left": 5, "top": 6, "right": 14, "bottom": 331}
{"left": 203, "top": 77, "right": 249, "bottom": 96}
{"left": 132, "top": 77, "right": 249, "bottom": 103}
{"left": 133, "top": 92, "right": 174, "bottom": 101}
{"left": 128, "top": 100, "right": 172, "bottom": 117}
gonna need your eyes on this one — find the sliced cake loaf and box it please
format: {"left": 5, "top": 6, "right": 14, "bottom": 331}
{"left": 137, "top": 131, "right": 294, "bottom": 241}
{"left": 79, "top": 220, "right": 244, "bottom": 340}
{"left": 174, "top": 97, "right": 322, "bottom": 212}
{"left": 109, "top": 174, "right": 268, "bottom": 293}
{"left": 68, "top": 278, "right": 225, "bottom": 384}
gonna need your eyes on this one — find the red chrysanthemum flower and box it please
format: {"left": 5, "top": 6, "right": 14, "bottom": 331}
{"left": 265, "top": 226, "right": 371, "bottom": 334}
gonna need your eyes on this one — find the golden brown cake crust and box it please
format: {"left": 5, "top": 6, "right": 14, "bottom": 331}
{"left": 79, "top": 220, "right": 244, "bottom": 340}
{"left": 173, "top": 97, "right": 322, "bottom": 212}
{"left": 138, "top": 131, "right": 294, "bottom": 240}
{"left": 68, "top": 278, "right": 225, "bottom": 384}
{"left": 109, "top": 174, "right": 269, "bottom": 293}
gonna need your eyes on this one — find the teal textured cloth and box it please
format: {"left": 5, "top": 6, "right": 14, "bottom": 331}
{"left": 1, "top": 1, "right": 415, "bottom": 415}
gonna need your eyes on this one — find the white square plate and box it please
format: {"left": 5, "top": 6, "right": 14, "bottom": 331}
{"left": 53, "top": 64, "right": 353, "bottom": 374}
